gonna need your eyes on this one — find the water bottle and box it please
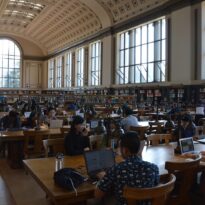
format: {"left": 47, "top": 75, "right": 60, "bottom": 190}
{"left": 55, "top": 153, "right": 64, "bottom": 171}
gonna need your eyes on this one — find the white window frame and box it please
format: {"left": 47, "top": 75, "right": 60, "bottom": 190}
{"left": 89, "top": 41, "right": 101, "bottom": 86}
{"left": 116, "top": 17, "right": 166, "bottom": 85}
{"left": 0, "top": 38, "right": 21, "bottom": 88}
{"left": 76, "top": 47, "right": 85, "bottom": 87}
{"left": 48, "top": 58, "right": 55, "bottom": 88}
{"left": 64, "top": 52, "right": 72, "bottom": 88}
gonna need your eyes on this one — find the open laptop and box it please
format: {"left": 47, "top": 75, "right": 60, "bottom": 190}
{"left": 24, "top": 112, "right": 31, "bottom": 118}
{"left": 90, "top": 120, "right": 99, "bottom": 130}
{"left": 49, "top": 119, "right": 63, "bottom": 128}
{"left": 179, "top": 137, "right": 199, "bottom": 154}
{"left": 84, "top": 149, "right": 115, "bottom": 181}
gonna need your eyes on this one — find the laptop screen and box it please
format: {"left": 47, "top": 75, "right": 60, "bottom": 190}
{"left": 84, "top": 149, "right": 115, "bottom": 174}
{"left": 24, "top": 112, "right": 31, "bottom": 118}
{"left": 90, "top": 120, "right": 98, "bottom": 129}
{"left": 179, "top": 137, "right": 194, "bottom": 154}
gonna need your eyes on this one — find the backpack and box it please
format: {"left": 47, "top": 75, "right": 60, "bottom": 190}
{"left": 54, "top": 168, "right": 86, "bottom": 195}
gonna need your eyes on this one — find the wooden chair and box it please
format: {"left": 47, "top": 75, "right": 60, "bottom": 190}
{"left": 123, "top": 173, "right": 176, "bottom": 205}
{"left": 23, "top": 129, "right": 49, "bottom": 158}
{"left": 130, "top": 126, "right": 149, "bottom": 140}
{"left": 165, "top": 156, "right": 201, "bottom": 205}
{"left": 89, "top": 134, "right": 104, "bottom": 150}
{"left": 43, "top": 138, "right": 65, "bottom": 157}
{"left": 149, "top": 121, "right": 164, "bottom": 134}
{"left": 146, "top": 134, "right": 172, "bottom": 146}
{"left": 60, "top": 127, "right": 70, "bottom": 138}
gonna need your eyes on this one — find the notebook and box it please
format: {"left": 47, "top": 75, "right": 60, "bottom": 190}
{"left": 179, "top": 137, "right": 199, "bottom": 154}
{"left": 84, "top": 149, "right": 115, "bottom": 180}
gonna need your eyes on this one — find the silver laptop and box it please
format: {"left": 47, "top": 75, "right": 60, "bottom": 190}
{"left": 179, "top": 137, "right": 199, "bottom": 154}
{"left": 84, "top": 149, "right": 115, "bottom": 180}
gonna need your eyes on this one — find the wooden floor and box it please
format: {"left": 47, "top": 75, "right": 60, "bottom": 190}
{"left": 0, "top": 159, "right": 50, "bottom": 205}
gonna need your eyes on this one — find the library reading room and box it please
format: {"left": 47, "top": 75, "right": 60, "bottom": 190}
{"left": 0, "top": 0, "right": 205, "bottom": 205}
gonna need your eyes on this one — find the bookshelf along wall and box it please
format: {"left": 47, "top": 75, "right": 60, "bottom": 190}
{"left": 0, "top": 85, "right": 204, "bottom": 108}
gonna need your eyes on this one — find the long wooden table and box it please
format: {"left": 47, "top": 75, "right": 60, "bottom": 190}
{"left": 0, "top": 128, "right": 62, "bottom": 168}
{"left": 23, "top": 142, "right": 205, "bottom": 205}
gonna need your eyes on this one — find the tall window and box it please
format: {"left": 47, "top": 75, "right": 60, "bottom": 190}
{"left": 89, "top": 41, "right": 101, "bottom": 86}
{"left": 76, "top": 47, "right": 84, "bottom": 87}
{"left": 48, "top": 59, "right": 55, "bottom": 88}
{"left": 0, "top": 39, "right": 21, "bottom": 88}
{"left": 56, "top": 56, "right": 62, "bottom": 88}
{"left": 116, "top": 18, "right": 166, "bottom": 84}
{"left": 64, "top": 52, "right": 72, "bottom": 88}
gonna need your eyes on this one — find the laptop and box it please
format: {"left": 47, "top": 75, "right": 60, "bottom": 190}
{"left": 90, "top": 120, "right": 99, "bottom": 129}
{"left": 84, "top": 149, "right": 115, "bottom": 180}
{"left": 179, "top": 137, "right": 199, "bottom": 154}
{"left": 49, "top": 119, "right": 63, "bottom": 128}
{"left": 24, "top": 112, "right": 31, "bottom": 118}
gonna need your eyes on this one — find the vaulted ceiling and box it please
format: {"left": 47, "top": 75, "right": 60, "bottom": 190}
{"left": 0, "top": 0, "right": 169, "bottom": 55}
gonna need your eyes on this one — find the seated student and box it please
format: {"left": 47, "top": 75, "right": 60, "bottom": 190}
{"left": 180, "top": 114, "right": 196, "bottom": 138}
{"left": 0, "top": 110, "right": 21, "bottom": 130}
{"left": 121, "top": 107, "right": 139, "bottom": 132}
{"left": 95, "top": 131, "right": 159, "bottom": 205}
{"left": 64, "top": 115, "right": 90, "bottom": 156}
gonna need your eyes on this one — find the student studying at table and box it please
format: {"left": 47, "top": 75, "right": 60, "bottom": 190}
{"left": 64, "top": 115, "right": 90, "bottom": 156}
{"left": 174, "top": 114, "right": 196, "bottom": 139}
{"left": 94, "top": 131, "right": 159, "bottom": 205}
{"left": 121, "top": 108, "right": 139, "bottom": 132}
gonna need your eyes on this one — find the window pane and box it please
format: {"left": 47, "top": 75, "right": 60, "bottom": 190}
{"left": 116, "top": 17, "right": 166, "bottom": 84}
{"left": 135, "top": 28, "right": 141, "bottom": 46}
{"left": 148, "top": 43, "right": 154, "bottom": 62}
{"left": 0, "top": 39, "right": 22, "bottom": 86}
{"left": 89, "top": 41, "right": 101, "bottom": 86}
{"left": 135, "top": 46, "right": 141, "bottom": 64}
{"left": 125, "top": 32, "right": 129, "bottom": 49}
{"left": 142, "top": 45, "right": 147, "bottom": 63}
{"left": 142, "top": 26, "right": 147, "bottom": 44}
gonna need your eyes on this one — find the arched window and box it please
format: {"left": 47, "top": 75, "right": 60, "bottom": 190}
{"left": 0, "top": 39, "right": 21, "bottom": 88}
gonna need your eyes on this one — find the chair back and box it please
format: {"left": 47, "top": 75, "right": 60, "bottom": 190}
{"left": 146, "top": 134, "right": 172, "bottom": 146}
{"left": 130, "top": 126, "right": 149, "bottom": 140}
{"left": 23, "top": 129, "right": 49, "bottom": 158}
{"left": 123, "top": 173, "right": 176, "bottom": 205}
{"left": 60, "top": 127, "right": 70, "bottom": 138}
{"left": 43, "top": 138, "right": 65, "bottom": 157}
{"left": 149, "top": 121, "right": 164, "bottom": 134}
{"left": 165, "top": 156, "right": 201, "bottom": 205}
{"left": 89, "top": 134, "right": 104, "bottom": 150}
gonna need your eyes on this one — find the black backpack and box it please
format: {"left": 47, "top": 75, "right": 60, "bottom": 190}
{"left": 54, "top": 168, "right": 86, "bottom": 195}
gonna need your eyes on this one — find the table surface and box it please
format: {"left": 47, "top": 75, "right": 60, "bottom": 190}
{"left": 0, "top": 128, "right": 62, "bottom": 141}
{"left": 23, "top": 142, "right": 205, "bottom": 205}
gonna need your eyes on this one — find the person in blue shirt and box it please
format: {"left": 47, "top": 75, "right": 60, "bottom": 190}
{"left": 95, "top": 131, "right": 159, "bottom": 205}
{"left": 121, "top": 108, "right": 139, "bottom": 132}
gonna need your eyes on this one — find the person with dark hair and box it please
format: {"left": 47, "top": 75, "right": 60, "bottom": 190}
{"left": 121, "top": 107, "right": 139, "bottom": 132}
{"left": 174, "top": 114, "right": 196, "bottom": 139}
{"left": 0, "top": 110, "right": 21, "bottom": 130}
{"left": 95, "top": 131, "right": 159, "bottom": 205}
{"left": 64, "top": 115, "right": 90, "bottom": 156}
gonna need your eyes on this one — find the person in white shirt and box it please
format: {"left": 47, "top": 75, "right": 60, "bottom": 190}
{"left": 121, "top": 108, "right": 139, "bottom": 132}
